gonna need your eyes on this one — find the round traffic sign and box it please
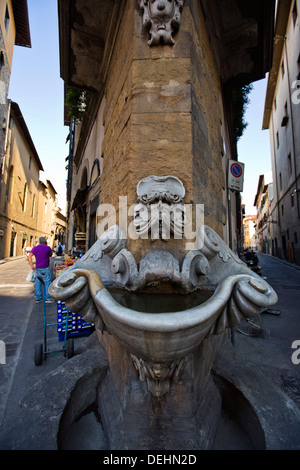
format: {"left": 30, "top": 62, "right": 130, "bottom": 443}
{"left": 230, "top": 162, "right": 243, "bottom": 178}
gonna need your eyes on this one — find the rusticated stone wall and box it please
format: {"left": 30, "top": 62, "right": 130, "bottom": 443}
{"left": 99, "top": 1, "right": 226, "bottom": 261}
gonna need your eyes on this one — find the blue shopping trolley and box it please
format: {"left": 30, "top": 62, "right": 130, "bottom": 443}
{"left": 34, "top": 276, "right": 74, "bottom": 366}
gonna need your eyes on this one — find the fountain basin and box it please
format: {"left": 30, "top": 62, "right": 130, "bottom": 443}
{"left": 48, "top": 226, "right": 279, "bottom": 450}
{"left": 50, "top": 268, "right": 277, "bottom": 363}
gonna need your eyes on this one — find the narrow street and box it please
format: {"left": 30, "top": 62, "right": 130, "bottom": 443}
{"left": 0, "top": 252, "right": 300, "bottom": 449}
{"left": 230, "top": 252, "right": 300, "bottom": 407}
{"left": 0, "top": 257, "right": 86, "bottom": 432}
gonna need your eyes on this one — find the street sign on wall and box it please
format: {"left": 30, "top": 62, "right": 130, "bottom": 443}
{"left": 228, "top": 160, "right": 244, "bottom": 192}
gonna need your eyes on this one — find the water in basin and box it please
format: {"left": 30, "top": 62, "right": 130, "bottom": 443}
{"left": 108, "top": 288, "right": 213, "bottom": 313}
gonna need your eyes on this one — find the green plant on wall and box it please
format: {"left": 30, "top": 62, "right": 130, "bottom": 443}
{"left": 65, "top": 87, "right": 89, "bottom": 122}
{"left": 232, "top": 84, "right": 253, "bottom": 142}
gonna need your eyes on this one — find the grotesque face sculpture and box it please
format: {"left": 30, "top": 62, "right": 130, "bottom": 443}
{"left": 148, "top": 0, "right": 175, "bottom": 19}
{"left": 139, "top": 0, "right": 184, "bottom": 46}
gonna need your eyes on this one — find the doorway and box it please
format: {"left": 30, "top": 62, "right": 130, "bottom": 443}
{"left": 10, "top": 231, "right": 17, "bottom": 257}
{"left": 282, "top": 235, "right": 287, "bottom": 260}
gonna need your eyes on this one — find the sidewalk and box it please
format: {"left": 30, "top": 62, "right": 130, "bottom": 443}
{"left": 0, "top": 256, "right": 88, "bottom": 432}
{"left": 259, "top": 251, "right": 300, "bottom": 271}
{"left": 0, "top": 255, "right": 26, "bottom": 265}
{"left": 0, "top": 257, "right": 35, "bottom": 428}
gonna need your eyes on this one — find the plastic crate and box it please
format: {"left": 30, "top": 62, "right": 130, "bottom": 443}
{"left": 57, "top": 300, "right": 95, "bottom": 341}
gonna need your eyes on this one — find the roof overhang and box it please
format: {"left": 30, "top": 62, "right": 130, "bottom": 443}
{"left": 58, "top": 0, "right": 276, "bottom": 162}
{"left": 58, "top": 0, "right": 120, "bottom": 92}
{"left": 12, "top": 0, "right": 31, "bottom": 47}
{"left": 199, "top": 0, "right": 275, "bottom": 87}
{"left": 71, "top": 187, "right": 89, "bottom": 211}
{"left": 254, "top": 174, "right": 265, "bottom": 206}
{"left": 46, "top": 179, "right": 57, "bottom": 195}
{"left": 58, "top": 0, "right": 123, "bottom": 130}
{"left": 11, "top": 101, "right": 43, "bottom": 171}
{"left": 262, "top": 0, "right": 293, "bottom": 129}
{"left": 59, "top": 0, "right": 275, "bottom": 102}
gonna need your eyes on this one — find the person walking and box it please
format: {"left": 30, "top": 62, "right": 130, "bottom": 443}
{"left": 28, "top": 236, "right": 54, "bottom": 303}
{"left": 56, "top": 242, "right": 63, "bottom": 256}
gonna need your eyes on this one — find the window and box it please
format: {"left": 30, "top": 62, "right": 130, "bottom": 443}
{"left": 279, "top": 172, "right": 282, "bottom": 190}
{"left": 22, "top": 183, "right": 28, "bottom": 212}
{"left": 89, "top": 159, "right": 100, "bottom": 186}
{"left": 7, "top": 165, "right": 14, "bottom": 205}
{"left": 276, "top": 132, "right": 280, "bottom": 148}
{"left": 293, "top": 0, "right": 298, "bottom": 27}
{"left": 281, "top": 59, "right": 285, "bottom": 78}
{"left": 4, "top": 5, "right": 10, "bottom": 35}
{"left": 288, "top": 153, "right": 293, "bottom": 174}
{"left": 291, "top": 193, "right": 295, "bottom": 207}
{"left": 9, "top": 116, "right": 14, "bottom": 130}
{"left": 31, "top": 194, "right": 36, "bottom": 218}
{"left": 0, "top": 51, "right": 4, "bottom": 77}
{"left": 21, "top": 235, "right": 27, "bottom": 252}
{"left": 281, "top": 102, "right": 289, "bottom": 126}
{"left": 281, "top": 204, "right": 284, "bottom": 216}
{"left": 269, "top": 183, "right": 274, "bottom": 201}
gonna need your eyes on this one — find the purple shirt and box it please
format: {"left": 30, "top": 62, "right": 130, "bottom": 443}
{"left": 31, "top": 244, "right": 52, "bottom": 269}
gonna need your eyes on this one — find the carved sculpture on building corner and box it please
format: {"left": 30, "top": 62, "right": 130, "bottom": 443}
{"left": 139, "top": 0, "right": 184, "bottom": 46}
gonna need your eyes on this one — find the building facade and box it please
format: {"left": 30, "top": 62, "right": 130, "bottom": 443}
{"left": 0, "top": 101, "right": 66, "bottom": 258}
{"left": 59, "top": 0, "right": 275, "bottom": 258}
{"left": 254, "top": 171, "right": 275, "bottom": 254}
{"left": 0, "top": 0, "right": 31, "bottom": 173}
{"left": 243, "top": 214, "right": 257, "bottom": 249}
{"left": 37, "top": 179, "right": 67, "bottom": 252}
{"left": 0, "top": 1, "right": 66, "bottom": 258}
{"left": 263, "top": 0, "right": 300, "bottom": 264}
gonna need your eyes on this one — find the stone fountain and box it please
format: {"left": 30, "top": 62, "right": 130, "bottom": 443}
{"left": 45, "top": 0, "right": 287, "bottom": 451}
{"left": 49, "top": 174, "right": 278, "bottom": 450}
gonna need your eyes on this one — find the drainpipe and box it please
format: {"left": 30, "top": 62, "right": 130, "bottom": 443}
{"left": 271, "top": 110, "right": 282, "bottom": 233}
{"left": 284, "top": 37, "right": 299, "bottom": 218}
{"left": 3, "top": 99, "right": 11, "bottom": 155}
{"left": 66, "top": 117, "right": 75, "bottom": 250}
{"left": 228, "top": 190, "right": 233, "bottom": 250}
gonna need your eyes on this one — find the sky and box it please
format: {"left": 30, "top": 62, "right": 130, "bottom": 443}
{"left": 237, "top": 78, "right": 273, "bottom": 215}
{"left": 8, "top": 1, "right": 274, "bottom": 218}
{"left": 8, "top": 0, "right": 68, "bottom": 214}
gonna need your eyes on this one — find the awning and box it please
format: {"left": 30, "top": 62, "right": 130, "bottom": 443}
{"left": 71, "top": 187, "right": 88, "bottom": 211}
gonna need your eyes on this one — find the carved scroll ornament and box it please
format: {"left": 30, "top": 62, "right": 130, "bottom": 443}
{"left": 139, "top": 0, "right": 184, "bottom": 46}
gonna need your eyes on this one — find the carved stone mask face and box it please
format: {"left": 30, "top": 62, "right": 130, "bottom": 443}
{"left": 149, "top": 0, "right": 174, "bottom": 20}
